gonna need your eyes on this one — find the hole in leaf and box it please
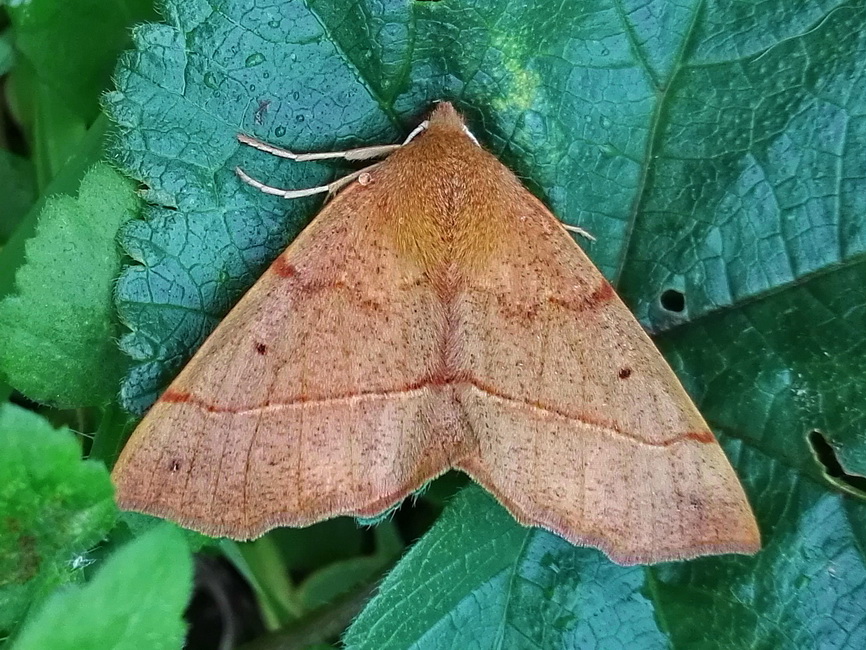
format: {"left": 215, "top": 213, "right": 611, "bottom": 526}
{"left": 808, "top": 430, "right": 866, "bottom": 494}
{"left": 660, "top": 289, "right": 685, "bottom": 313}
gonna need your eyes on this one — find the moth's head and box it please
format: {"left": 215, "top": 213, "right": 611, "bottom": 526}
{"left": 425, "top": 102, "right": 481, "bottom": 149}
{"left": 427, "top": 101, "right": 467, "bottom": 132}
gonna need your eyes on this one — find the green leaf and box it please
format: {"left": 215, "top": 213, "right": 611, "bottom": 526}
{"left": 660, "top": 259, "right": 866, "bottom": 486}
{"left": 346, "top": 466, "right": 866, "bottom": 649}
{"left": 0, "top": 115, "right": 111, "bottom": 304}
{"left": 0, "top": 403, "right": 116, "bottom": 632}
{"left": 12, "top": 524, "right": 193, "bottom": 650}
{"left": 344, "top": 487, "right": 662, "bottom": 649}
{"left": 296, "top": 522, "right": 403, "bottom": 611}
{"left": 6, "top": 0, "right": 157, "bottom": 122}
{"left": 119, "top": 511, "right": 211, "bottom": 552}
{"left": 224, "top": 518, "right": 389, "bottom": 628}
{"left": 0, "top": 150, "right": 36, "bottom": 244}
{"left": 222, "top": 537, "right": 300, "bottom": 629}
{"left": 4, "top": 0, "right": 156, "bottom": 189}
{"left": 0, "top": 162, "right": 139, "bottom": 407}
{"left": 104, "top": 0, "right": 866, "bottom": 645}
{"left": 0, "top": 27, "right": 14, "bottom": 77}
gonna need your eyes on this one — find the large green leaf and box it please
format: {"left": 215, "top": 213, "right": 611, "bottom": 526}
{"left": 104, "top": 0, "right": 866, "bottom": 645}
{"left": 0, "top": 163, "right": 139, "bottom": 408}
{"left": 660, "top": 259, "right": 866, "bottom": 489}
{"left": 346, "top": 470, "right": 866, "bottom": 649}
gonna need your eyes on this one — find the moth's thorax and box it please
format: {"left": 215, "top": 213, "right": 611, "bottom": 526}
{"left": 375, "top": 122, "right": 518, "bottom": 274}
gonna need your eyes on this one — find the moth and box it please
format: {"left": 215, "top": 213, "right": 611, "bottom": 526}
{"left": 112, "top": 102, "right": 760, "bottom": 565}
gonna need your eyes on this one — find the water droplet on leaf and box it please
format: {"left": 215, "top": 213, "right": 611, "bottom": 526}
{"left": 275, "top": 126, "right": 287, "bottom": 137}
{"left": 245, "top": 52, "right": 266, "bottom": 67}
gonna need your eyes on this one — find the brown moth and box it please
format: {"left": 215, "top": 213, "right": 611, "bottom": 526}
{"left": 112, "top": 102, "right": 760, "bottom": 565}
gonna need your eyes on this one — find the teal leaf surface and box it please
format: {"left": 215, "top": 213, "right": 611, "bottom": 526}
{"left": 346, "top": 466, "right": 866, "bottom": 649}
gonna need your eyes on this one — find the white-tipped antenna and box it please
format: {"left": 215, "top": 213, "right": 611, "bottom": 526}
{"left": 237, "top": 133, "right": 399, "bottom": 162}
{"left": 235, "top": 120, "right": 433, "bottom": 199}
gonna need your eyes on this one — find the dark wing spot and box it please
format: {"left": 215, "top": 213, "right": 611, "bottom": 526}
{"left": 272, "top": 256, "right": 297, "bottom": 278}
{"left": 618, "top": 367, "right": 632, "bottom": 379}
{"left": 255, "top": 342, "right": 268, "bottom": 355}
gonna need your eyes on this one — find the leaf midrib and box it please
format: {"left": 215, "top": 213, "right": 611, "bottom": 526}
{"left": 612, "top": 0, "right": 705, "bottom": 287}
